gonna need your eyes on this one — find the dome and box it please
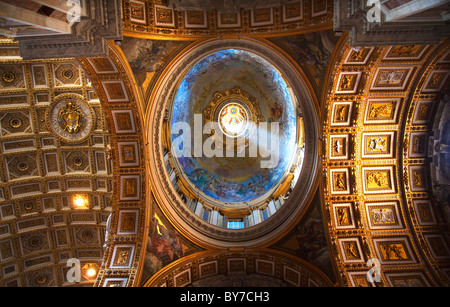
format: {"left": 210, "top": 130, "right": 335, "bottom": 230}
{"left": 148, "top": 39, "right": 319, "bottom": 245}
{"left": 170, "top": 49, "right": 299, "bottom": 205}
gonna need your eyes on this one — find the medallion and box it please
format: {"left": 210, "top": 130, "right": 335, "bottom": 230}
{"left": 47, "top": 94, "right": 94, "bottom": 143}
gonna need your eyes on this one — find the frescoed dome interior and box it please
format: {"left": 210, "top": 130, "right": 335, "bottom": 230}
{"left": 170, "top": 49, "right": 300, "bottom": 205}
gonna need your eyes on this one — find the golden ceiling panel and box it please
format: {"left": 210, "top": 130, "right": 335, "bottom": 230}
{"left": 0, "top": 39, "right": 113, "bottom": 287}
{"left": 323, "top": 37, "right": 450, "bottom": 287}
{"left": 122, "top": 0, "right": 333, "bottom": 40}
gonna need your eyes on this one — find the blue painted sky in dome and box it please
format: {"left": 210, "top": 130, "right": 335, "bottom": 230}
{"left": 170, "top": 49, "right": 297, "bottom": 203}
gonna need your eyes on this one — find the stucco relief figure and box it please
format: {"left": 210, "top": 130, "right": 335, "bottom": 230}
{"left": 368, "top": 137, "right": 386, "bottom": 152}
{"left": 367, "top": 171, "right": 389, "bottom": 188}
{"left": 371, "top": 208, "right": 395, "bottom": 224}
{"left": 333, "top": 139, "right": 344, "bottom": 155}
{"left": 378, "top": 70, "right": 403, "bottom": 85}
{"left": 350, "top": 48, "right": 365, "bottom": 61}
{"left": 57, "top": 101, "right": 85, "bottom": 134}
{"left": 339, "top": 74, "right": 354, "bottom": 90}
{"left": 369, "top": 103, "right": 393, "bottom": 118}
{"left": 391, "top": 45, "right": 415, "bottom": 56}
{"left": 343, "top": 242, "right": 360, "bottom": 260}
{"left": 335, "top": 173, "right": 347, "bottom": 190}
{"left": 116, "top": 250, "right": 130, "bottom": 265}
{"left": 380, "top": 243, "right": 407, "bottom": 261}
{"left": 336, "top": 105, "right": 349, "bottom": 122}
{"left": 337, "top": 207, "right": 349, "bottom": 225}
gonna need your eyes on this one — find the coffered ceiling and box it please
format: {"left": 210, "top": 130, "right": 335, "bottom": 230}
{"left": 0, "top": 37, "right": 113, "bottom": 286}
{"left": 323, "top": 38, "right": 450, "bottom": 286}
{"left": 122, "top": 0, "right": 333, "bottom": 40}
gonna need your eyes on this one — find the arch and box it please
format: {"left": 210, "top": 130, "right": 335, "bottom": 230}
{"left": 322, "top": 38, "right": 450, "bottom": 287}
{"left": 78, "top": 43, "right": 150, "bottom": 287}
{"left": 143, "top": 249, "right": 334, "bottom": 287}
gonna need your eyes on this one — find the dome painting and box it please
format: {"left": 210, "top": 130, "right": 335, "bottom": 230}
{"left": 170, "top": 49, "right": 298, "bottom": 204}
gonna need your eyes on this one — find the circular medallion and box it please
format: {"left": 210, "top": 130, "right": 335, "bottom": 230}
{"left": 9, "top": 117, "right": 23, "bottom": 129}
{"left": 2, "top": 71, "right": 15, "bottom": 83}
{"left": 47, "top": 94, "right": 94, "bottom": 143}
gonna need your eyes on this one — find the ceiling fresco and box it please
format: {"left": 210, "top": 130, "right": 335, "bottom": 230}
{"left": 170, "top": 48, "right": 298, "bottom": 204}
{"left": 119, "top": 37, "right": 192, "bottom": 112}
{"left": 267, "top": 30, "right": 338, "bottom": 97}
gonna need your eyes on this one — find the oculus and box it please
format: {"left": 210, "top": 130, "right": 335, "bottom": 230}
{"left": 202, "top": 86, "right": 264, "bottom": 153}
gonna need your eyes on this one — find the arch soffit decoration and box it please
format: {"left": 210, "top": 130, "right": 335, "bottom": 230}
{"left": 78, "top": 43, "right": 150, "bottom": 288}
{"left": 122, "top": 0, "right": 334, "bottom": 41}
{"left": 322, "top": 37, "right": 450, "bottom": 287}
{"left": 143, "top": 249, "right": 334, "bottom": 287}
